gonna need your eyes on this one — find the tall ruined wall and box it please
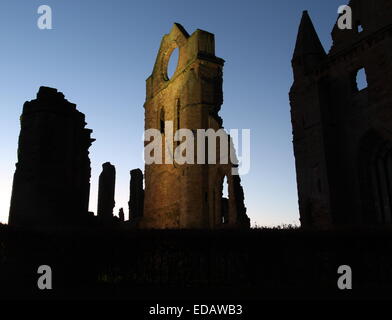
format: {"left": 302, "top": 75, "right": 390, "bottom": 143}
{"left": 97, "top": 162, "right": 116, "bottom": 221}
{"left": 8, "top": 87, "right": 94, "bottom": 227}
{"left": 141, "top": 24, "right": 249, "bottom": 229}
{"left": 290, "top": 0, "right": 392, "bottom": 227}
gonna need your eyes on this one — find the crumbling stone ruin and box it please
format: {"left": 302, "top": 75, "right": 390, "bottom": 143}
{"left": 97, "top": 162, "right": 116, "bottom": 222}
{"left": 290, "top": 0, "right": 392, "bottom": 228}
{"left": 9, "top": 87, "right": 94, "bottom": 227}
{"left": 137, "top": 23, "right": 250, "bottom": 229}
{"left": 8, "top": 25, "right": 250, "bottom": 230}
{"left": 129, "top": 169, "right": 144, "bottom": 220}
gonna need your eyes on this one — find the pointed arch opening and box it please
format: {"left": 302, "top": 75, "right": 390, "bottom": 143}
{"left": 219, "top": 175, "right": 230, "bottom": 225}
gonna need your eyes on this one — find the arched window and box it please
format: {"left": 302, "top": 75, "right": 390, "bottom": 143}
{"left": 353, "top": 68, "right": 368, "bottom": 92}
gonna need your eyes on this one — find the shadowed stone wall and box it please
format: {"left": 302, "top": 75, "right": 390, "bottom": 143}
{"left": 8, "top": 87, "right": 94, "bottom": 227}
{"left": 290, "top": 0, "right": 392, "bottom": 228}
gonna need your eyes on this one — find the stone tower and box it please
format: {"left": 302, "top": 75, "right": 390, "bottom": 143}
{"left": 9, "top": 87, "right": 94, "bottom": 227}
{"left": 141, "top": 23, "right": 250, "bottom": 229}
{"left": 97, "top": 162, "right": 116, "bottom": 221}
{"left": 290, "top": 1, "right": 392, "bottom": 228}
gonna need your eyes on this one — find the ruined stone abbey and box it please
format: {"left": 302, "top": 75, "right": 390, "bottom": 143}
{"left": 8, "top": 24, "right": 250, "bottom": 229}
{"left": 8, "top": 0, "right": 392, "bottom": 230}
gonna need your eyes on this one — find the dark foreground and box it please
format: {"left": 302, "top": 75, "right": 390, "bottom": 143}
{"left": 0, "top": 223, "right": 391, "bottom": 301}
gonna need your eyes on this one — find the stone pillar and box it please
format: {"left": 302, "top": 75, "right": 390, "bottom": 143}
{"left": 129, "top": 169, "right": 144, "bottom": 220}
{"left": 97, "top": 162, "right": 116, "bottom": 221}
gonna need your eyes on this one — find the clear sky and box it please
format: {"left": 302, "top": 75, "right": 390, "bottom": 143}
{"left": 0, "top": 0, "right": 345, "bottom": 226}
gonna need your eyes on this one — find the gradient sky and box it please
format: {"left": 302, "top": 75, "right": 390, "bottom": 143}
{"left": 0, "top": 0, "right": 345, "bottom": 226}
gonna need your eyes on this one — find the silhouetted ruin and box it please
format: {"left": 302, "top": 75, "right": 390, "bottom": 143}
{"left": 4, "top": 1, "right": 392, "bottom": 302}
{"left": 118, "top": 208, "right": 125, "bottom": 222}
{"left": 8, "top": 87, "right": 94, "bottom": 227}
{"left": 140, "top": 23, "right": 250, "bottom": 229}
{"left": 7, "top": 24, "right": 250, "bottom": 231}
{"left": 290, "top": 0, "right": 392, "bottom": 228}
{"left": 129, "top": 169, "right": 144, "bottom": 221}
{"left": 97, "top": 162, "right": 116, "bottom": 222}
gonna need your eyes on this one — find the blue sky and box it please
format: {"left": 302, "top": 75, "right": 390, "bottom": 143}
{"left": 0, "top": 0, "right": 344, "bottom": 226}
